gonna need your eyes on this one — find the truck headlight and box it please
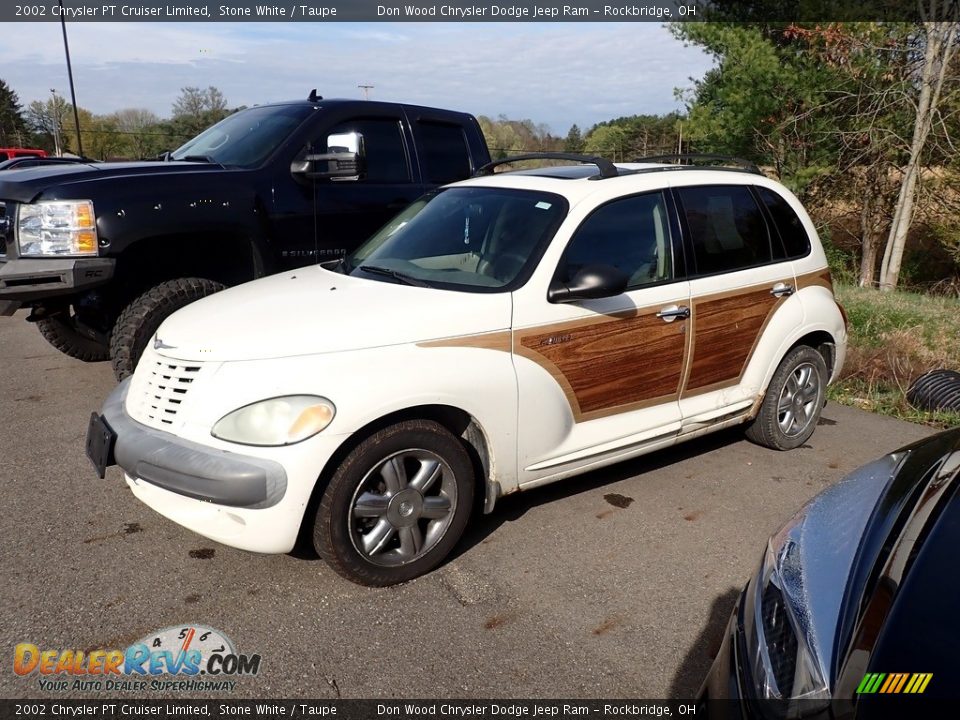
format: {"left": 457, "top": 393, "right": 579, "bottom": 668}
{"left": 17, "top": 200, "right": 98, "bottom": 256}
{"left": 742, "top": 532, "right": 830, "bottom": 714}
{"left": 212, "top": 396, "right": 336, "bottom": 446}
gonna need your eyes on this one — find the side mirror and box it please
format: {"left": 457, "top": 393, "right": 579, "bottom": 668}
{"left": 291, "top": 131, "right": 366, "bottom": 181}
{"left": 548, "top": 264, "right": 629, "bottom": 303}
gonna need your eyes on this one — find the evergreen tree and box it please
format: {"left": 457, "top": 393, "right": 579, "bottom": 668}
{"left": 0, "top": 79, "right": 29, "bottom": 147}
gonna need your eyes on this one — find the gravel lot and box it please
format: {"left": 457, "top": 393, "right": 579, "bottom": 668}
{"left": 0, "top": 311, "right": 933, "bottom": 699}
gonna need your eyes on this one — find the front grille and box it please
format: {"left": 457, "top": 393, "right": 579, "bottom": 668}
{"left": 761, "top": 582, "right": 799, "bottom": 694}
{"left": 127, "top": 351, "right": 206, "bottom": 431}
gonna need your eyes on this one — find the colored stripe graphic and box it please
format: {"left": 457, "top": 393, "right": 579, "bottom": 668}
{"left": 858, "top": 672, "right": 933, "bottom": 694}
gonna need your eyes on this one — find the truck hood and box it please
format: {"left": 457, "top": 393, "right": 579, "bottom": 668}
{"left": 154, "top": 266, "right": 512, "bottom": 362}
{"left": 0, "top": 161, "right": 228, "bottom": 203}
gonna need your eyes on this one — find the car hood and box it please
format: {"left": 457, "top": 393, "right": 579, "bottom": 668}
{"left": 0, "top": 161, "right": 228, "bottom": 203}
{"left": 153, "top": 266, "right": 512, "bottom": 362}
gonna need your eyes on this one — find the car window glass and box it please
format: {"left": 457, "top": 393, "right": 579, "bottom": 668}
{"left": 756, "top": 186, "right": 811, "bottom": 259}
{"left": 417, "top": 122, "right": 471, "bottom": 184}
{"left": 559, "top": 192, "right": 672, "bottom": 288}
{"left": 346, "top": 187, "right": 567, "bottom": 291}
{"left": 327, "top": 118, "right": 410, "bottom": 183}
{"left": 678, "top": 185, "right": 773, "bottom": 275}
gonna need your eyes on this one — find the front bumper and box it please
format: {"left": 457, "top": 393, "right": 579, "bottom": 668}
{"left": 700, "top": 591, "right": 748, "bottom": 718}
{"left": 0, "top": 255, "right": 115, "bottom": 303}
{"left": 101, "top": 380, "right": 287, "bottom": 509}
{"left": 96, "top": 380, "right": 332, "bottom": 554}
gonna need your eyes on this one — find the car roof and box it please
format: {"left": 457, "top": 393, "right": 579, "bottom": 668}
{"left": 451, "top": 162, "right": 790, "bottom": 205}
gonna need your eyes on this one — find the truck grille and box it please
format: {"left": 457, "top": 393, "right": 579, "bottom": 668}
{"left": 126, "top": 349, "right": 207, "bottom": 431}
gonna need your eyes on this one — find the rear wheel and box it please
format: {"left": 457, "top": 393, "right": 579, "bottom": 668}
{"left": 35, "top": 311, "right": 110, "bottom": 362}
{"left": 314, "top": 420, "right": 475, "bottom": 586}
{"left": 109, "top": 278, "right": 225, "bottom": 380}
{"left": 746, "top": 346, "right": 827, "bottom": 451}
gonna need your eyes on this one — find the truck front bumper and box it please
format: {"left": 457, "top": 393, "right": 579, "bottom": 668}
{"left": 0, "top": 256, "right": 115, "bottom": 304}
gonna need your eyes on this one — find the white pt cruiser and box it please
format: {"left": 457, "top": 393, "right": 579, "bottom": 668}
{"left": 88, "top": 156, "right": 847, "bottom": 586}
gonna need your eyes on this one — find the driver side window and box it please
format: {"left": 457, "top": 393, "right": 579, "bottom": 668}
{"left": 558, "top": 192, "right": 672, "bottom": 288}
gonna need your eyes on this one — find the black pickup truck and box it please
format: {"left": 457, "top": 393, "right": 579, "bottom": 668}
{"left": 0, "top": 94, "right": 490, "bottom": 378}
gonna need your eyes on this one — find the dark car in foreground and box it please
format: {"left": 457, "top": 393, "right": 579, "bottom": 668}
{"left": 702, "top": 427, "right": 960, "bottom": 717}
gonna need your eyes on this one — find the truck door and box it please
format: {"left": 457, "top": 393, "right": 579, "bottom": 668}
{"left": 275, "top": 109, "right": 423, "bottom": 270}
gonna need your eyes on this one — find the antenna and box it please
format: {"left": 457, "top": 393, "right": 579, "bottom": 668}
{"left": 358, "top": 84, "right": 374, "bottom": 100}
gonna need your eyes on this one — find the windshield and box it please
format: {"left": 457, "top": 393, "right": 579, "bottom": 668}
{"left": 344, "top": 187, "right": 568, "bottom": 291}
{"left": 170, "top": 104, "right": 314, "bottom": 167}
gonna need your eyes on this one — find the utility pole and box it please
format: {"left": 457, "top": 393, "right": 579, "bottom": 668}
{"left": 59, "top": 0, "right": 84, "bottom": 157}
{"left": 50, "top": 89, "right": 62, "bottom": 157}
{"left": 358, "top": 84, "right": 374, "bottom": 100}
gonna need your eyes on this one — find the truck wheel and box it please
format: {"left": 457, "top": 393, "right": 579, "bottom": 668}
{"left": 36, "top": 313, "right": 110, "bottom": 362}
{"left": 314, "top": 420, "right": 475, "bottom": 586}
{"left": 745, "top": 346, "right": 827, "bottom": 451}
{"left": 110, "top": 278, "right": 225, "bottom": 380}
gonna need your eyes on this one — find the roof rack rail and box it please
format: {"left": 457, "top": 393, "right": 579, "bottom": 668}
{"left": 474, "top": 153, "right": 618, "bottom": 179}
{"left": 632, "top": 154, "right": 762, "bottom": 175}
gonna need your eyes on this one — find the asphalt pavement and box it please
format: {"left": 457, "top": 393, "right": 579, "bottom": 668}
{"left": 0, "top": 311, "right": 934, "bottom": 700}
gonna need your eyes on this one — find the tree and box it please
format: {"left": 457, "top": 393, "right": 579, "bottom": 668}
{"left": 583, "top": 125, "right": 627, "bottom": 160}
{"left": 111, "top": 108, "right": 163, "bottom": 159}
{"left": 171, "top": 86, "right": 230, "bottom": 137}
{"left": 563, "top": 124, "right": 584, "bottom": 153}
{"left": 879, "top": 17, "right": 960, "bottom": 290}
{"left": 26, "top": 95, "right": 72, "bottom": 155}
{"left": 0, "top": 79, "right": 28, "bottom": 147}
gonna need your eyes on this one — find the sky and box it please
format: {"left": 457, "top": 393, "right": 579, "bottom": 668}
{"left": 2, "top": 22, "right": 714, "bottom": 133}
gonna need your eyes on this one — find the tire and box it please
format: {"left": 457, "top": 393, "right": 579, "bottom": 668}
{"left": 314, "top": 420, "right": 475, "bottom": 586}
{"left": 35, "top": 312, "right": 110, "bottom": 362}
{"left": 110, "top": 278, "right": 225, "bottom": 381}
{"left": 745, "top": 346, "right": 828, "bottom": 451}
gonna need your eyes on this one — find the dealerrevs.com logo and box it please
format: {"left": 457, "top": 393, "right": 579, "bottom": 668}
{"left": 14, "top": 625, "right": 261, "bottom": 693}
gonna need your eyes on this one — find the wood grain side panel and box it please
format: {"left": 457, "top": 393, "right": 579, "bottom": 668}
{"left": 519, "top": 311, "right": 686, "bottom": 416}
{"left": 417, "top": 331, "right": 512, "bottom": 352}
{"left": 684, "top": 287, "right": 779, "bottom": 392}
{"left": 795, "top": 268, "right": 833, "bottom": 292}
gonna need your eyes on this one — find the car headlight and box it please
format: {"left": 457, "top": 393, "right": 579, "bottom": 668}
{"left": 742, "top": 527, "right": 830, "bottom": 713}
{"left": 17, "top": 200, "right": 98, "bottom": 256}
{"left": 212, "top": 396, "right": 335, "bottom": 446}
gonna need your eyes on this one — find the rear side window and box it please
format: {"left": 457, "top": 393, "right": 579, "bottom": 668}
{"left": 756, "top": 187, "right": 811, "bottom": 259}
{"left": 677, "top": 185, "right": 772, "bottom": 275}
{"left": 417, "top": 122, "right": 470, "bottom": 184}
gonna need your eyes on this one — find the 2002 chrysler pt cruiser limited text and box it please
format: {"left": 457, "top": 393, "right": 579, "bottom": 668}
{"left": 87, "top": 154, "right": 847, "bottom": 586}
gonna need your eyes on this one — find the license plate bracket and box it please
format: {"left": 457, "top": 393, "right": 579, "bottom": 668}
{"left": 86, "top": 412, "right": 116, "bottom": 479}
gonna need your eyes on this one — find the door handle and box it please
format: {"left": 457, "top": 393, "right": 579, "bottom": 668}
{"left": 771, "top": 282, "right": 795, "bottom": 297}
{"left": 656, "top": 305, "right": 690, "bottom": 322}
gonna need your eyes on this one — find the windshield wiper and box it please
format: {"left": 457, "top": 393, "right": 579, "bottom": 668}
{"left": 359, "top": 264, "right": 431, "bottom": 288}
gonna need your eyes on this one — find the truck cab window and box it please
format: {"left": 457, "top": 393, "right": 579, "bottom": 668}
{"left": 325, "top": 118, "right": 411, "bottom": 183}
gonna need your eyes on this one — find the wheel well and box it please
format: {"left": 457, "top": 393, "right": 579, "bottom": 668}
{"left": 789, "top": 331, "right": 837, "bottom": 377}
{"left": 115, "top": 234, "right": 261, "bottom": 297}
{"left": 293, "top": 405, "right": 493, "bottom": 554}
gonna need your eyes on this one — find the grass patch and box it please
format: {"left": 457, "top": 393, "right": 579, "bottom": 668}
{"left": 830, "top": 285, "right": 960, "bottom": 427}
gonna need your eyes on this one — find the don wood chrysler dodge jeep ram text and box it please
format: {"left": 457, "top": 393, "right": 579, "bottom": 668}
{"left": 87, "top": 155, "right": 848, "bottom": 586}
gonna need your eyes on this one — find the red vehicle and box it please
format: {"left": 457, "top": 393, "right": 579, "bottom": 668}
{"left": 0, "top": 148, "right": 47, "bottom": 161}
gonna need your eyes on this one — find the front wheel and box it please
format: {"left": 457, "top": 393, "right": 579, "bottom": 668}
{"left": 746, "top": 346, "right": 827, "bottom": 451}
{"left": 314, "top": 420, "right": 475, "bottom": 586}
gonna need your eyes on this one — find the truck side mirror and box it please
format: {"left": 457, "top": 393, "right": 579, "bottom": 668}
{"left": 291, "top": 131, "right": 366, "bottom": 181}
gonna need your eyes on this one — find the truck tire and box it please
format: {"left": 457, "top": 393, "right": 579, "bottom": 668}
{"left": 110, "top": 278, "right": 225, "bottom": 380}
{"left": 36, "top": 313, "right": 111, "bottom": 362}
